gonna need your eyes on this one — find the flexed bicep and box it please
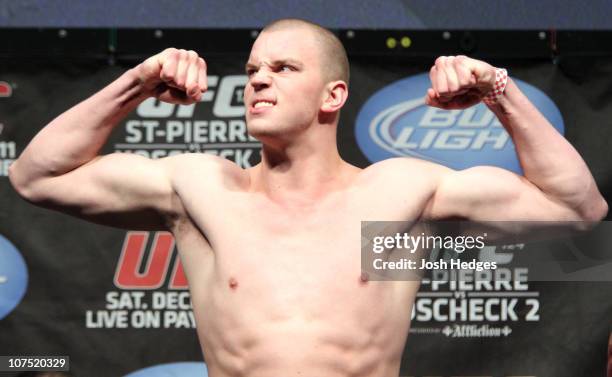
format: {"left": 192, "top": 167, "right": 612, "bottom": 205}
{"left": 424, "top": 165, "right": 584, "bottom": 222}
{"left": 12, "top": 153, "right": 184, "bottom": 230}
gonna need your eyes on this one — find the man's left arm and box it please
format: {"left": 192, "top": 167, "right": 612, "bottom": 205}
{"left": 423, "top": 56, "right": 608, "bottom": 222}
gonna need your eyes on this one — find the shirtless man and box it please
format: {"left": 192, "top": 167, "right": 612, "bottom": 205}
{"left": 8, "top": 19, "right": 608, "bottom": 377}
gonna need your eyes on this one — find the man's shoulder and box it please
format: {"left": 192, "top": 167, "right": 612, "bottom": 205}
{"left": 360, "top": 157, "right": 452, "bottom": 182}
{"left": 160, "top": 153, "right": 248, "bottom": 189}
{"left": 345, "top": 158, "right": 455, "bottom": 218}
{"left": 346, "top": 158, "right": 454, "bottom": 203}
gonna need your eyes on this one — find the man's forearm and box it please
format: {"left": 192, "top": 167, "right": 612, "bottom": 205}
{"left": 489, "top": 78, "right": 607, "bottom": 219}
{"left": 9, "top": 68, "right": 148, "bottom": 188}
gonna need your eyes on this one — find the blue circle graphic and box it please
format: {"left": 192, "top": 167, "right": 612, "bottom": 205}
{"left": 0, "top": 235, "right": 28, "bottom": 320}
{"left": 355, "top": 73, "right": 564, "bottom": 173}
{"left": 124, "top": 362, "right": 208, "bottom": 377}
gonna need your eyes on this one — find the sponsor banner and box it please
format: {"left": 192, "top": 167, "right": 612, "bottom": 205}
{"left": 0, "top": 55, "right": 610, "bottom": 377}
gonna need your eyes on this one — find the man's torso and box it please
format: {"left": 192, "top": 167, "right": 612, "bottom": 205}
{"left": 166, "top": 155, "right": 438, "bottom": 377}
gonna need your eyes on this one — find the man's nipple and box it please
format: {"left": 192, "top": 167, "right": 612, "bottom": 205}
{"left": 228, "top": 277, "right": 239, "bottom": 290}
{"left": 359, "top": 271, "right": 369, "bottom": 285}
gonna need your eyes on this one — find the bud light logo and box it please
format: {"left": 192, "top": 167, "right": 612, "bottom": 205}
{"left": 0, "top": 235, "right": 28, "bottom": 320}
{"left": 124, "top": 362, "right": 207, "bottom": 377}
{"left": 0, "top": 81, "right": 12, "bottom": 98}
{"left": 355, "top": 73, "right": 564, "bottom": 173}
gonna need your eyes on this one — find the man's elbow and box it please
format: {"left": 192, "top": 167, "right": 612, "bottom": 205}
{"left": 8, "top": 162, "right": 45, "bottom": 204}
{"left": 588, "top": 196, "right": 609, "bottom": 221}
{"left": 575, "top": 196, "right": 608, "bottom": 227}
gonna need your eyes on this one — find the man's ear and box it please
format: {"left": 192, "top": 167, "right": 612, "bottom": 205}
{"left": 320, "top": 80, "right": 348, "bottom": 113}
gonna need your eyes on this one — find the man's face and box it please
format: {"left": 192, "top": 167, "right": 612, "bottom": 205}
{"left": 243, "top": 27, "right": 327, "bottom": 141}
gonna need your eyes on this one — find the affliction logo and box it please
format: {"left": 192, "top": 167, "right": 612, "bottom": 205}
{"left": 114, "top": 232, "right": 187, "bottom": 290}
{"left": 0, "top": 81, "right": 12, "bottom": 98}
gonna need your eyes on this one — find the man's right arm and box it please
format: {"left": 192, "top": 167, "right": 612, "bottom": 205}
{"left": 9, "top": 48, "right": 208, "bottom": 230}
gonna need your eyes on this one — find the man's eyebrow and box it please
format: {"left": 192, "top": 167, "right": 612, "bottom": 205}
{"left": 271, "top": 59, "right": 303, "bottom": 68}
{"left": 244, "top": 59, "right": 303, "bottom": 72}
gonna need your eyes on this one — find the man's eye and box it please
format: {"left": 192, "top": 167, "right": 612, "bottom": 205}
{"left": 247, "top": 70, "right": 256, "bottom": 76}
{"left": 280, "top": 65, "right": 293, "bottom": 72}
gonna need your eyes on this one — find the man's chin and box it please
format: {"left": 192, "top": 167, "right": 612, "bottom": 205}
{"left": 247, "top": 127, "right": 293, "bottom": 147}
{"left": 247, "top": 121, "right": 282, "bottom": 139}
{"left": 248, "top": 130, "right": 281, "bottom": 144}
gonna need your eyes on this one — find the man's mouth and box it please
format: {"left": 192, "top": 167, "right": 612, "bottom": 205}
{"left": 253, "top": 101, "right": 275, "bottom": 109}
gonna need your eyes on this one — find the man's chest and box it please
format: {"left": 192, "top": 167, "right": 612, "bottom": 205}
{"left": 204, "top": 193, "right": 363, "bottom": 260}
{"left": 174, "top": 186, "right": 423, "bottom": 318}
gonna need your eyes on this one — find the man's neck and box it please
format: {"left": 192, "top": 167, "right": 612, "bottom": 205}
{"left": 249, "top": 135, "right": 356, "bottom": 205}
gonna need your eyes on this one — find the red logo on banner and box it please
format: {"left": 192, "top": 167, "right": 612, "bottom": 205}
{"left": 114, "top": 231, "right": 188, "bottom": 290}
{"left": 0, "top": 82, "right": 12, "bottom": 98}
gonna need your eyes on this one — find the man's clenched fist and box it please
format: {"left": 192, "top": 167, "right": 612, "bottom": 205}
{"left": 136, "top": 48, "right": 207, "bottom": 104}
{"left": 426, "top": 55, "right": 498, "bottom": 110}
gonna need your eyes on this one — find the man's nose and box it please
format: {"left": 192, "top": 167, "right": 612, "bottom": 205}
{"left": 250, "top": 70, "right": 272, "bottom": 90}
